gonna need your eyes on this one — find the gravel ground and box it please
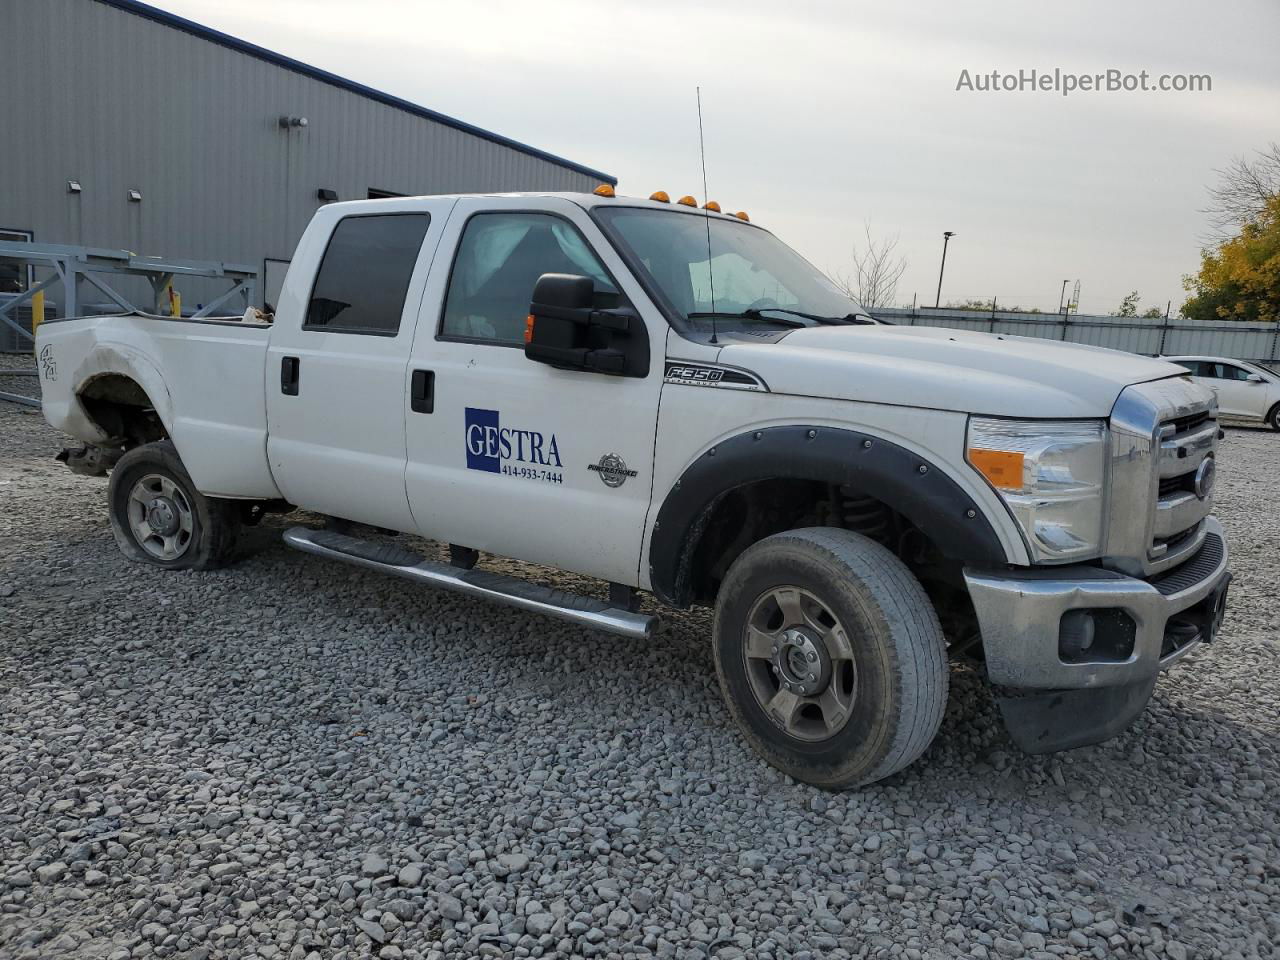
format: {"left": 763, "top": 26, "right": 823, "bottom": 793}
{"left": 0, "top": 354, "right": 40, "bottom": 405}
{"left": 1, "top": 394, "right": 1277, "bottom": 960}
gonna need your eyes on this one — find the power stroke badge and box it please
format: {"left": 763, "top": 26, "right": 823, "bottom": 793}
{"left": 588, "top": 453, "right": 637, "bottom": 488}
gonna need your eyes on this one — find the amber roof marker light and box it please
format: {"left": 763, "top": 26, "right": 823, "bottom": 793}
{"left": 702, "top": 201, "right": 721, "bottom": 212}
{"left": 676, "top": 195, "right": 697, "bottom": 207}
{"left": 593, "top": 184, "right": 616, "bottom": 197}
{"left": 649, "top": 190, "right": 670, "bottom": 202}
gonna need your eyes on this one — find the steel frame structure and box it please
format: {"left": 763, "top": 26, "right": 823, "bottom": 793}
{"left": 0, "top": 240, "right": 257, "bottom": 347}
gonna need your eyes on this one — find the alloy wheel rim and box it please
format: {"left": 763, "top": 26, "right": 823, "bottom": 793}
{"left": 126, "top": 473, "right": 194, "bottom": 561}
{"left": 742, "top": 586, "right": 857, "bottom": 742}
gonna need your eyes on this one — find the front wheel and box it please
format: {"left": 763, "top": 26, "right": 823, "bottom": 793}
{"left": 108, "top": 441, "right": 241, "bottom": 570}
{"left": 713, "top": 527, "right": 948, "bottom": 789}
{"left": 1268, "top": 403, "right": 1280, "bottom": 432}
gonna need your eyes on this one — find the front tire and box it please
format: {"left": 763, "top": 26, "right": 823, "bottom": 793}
{"left": 713, "top": 527, "right": 948, "bottom": 789}
{"left": 108, "top": 441, "right": 241, "bottom": 570}
{"left": 1268, "top": 402, "right": 1280, "bottom": 432}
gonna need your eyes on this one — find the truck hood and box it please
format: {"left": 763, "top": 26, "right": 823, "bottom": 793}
{"left": 716, "top": 324, "right": 1184, "bottom": 418}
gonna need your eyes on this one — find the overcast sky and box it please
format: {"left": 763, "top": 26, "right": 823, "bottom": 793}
{"left": 158, "top": 0, "right": 1278, "bottom": 315}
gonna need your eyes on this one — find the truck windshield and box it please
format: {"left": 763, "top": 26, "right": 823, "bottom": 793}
{"left": 594, "top": 207, "right": 870, "bottom": 333}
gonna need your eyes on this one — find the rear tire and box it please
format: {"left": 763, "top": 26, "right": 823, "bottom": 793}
{"left": 1267, "top": 403, "right": 1280, "bottom": 432}
{"left": 713, "top": 527, "right": 948, "bottom": 789}
{"left": 108, "top": 441, "right": 241, "bottom": 570}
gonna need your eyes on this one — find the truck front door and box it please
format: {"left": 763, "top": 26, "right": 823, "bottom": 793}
{"left": 403, "top": 197, "right": 664, "bottom": 586}
{"left": 265, "top": 200, "right": 454, "bottom": 530}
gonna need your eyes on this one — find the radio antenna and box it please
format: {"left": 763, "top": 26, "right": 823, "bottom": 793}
{"left": 696, "top": 86, "right": 718, "bottom": 344}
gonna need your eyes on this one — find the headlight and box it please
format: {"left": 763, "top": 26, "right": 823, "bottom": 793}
{"left": 966, "top": 417, "right": 1107, "bottom": 563}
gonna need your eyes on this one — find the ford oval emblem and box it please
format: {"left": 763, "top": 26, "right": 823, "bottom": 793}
{"left": 1194, "top": 456, "right": 1216, "bottom": 500}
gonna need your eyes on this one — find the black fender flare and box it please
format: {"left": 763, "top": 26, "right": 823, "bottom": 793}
{"left": 647, "top": 424, "right": 1011, "bottom": 606}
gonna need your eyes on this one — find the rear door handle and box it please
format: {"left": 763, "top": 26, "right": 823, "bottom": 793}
{"left": 280, "top": 356, "right": 300, "bottom": 395}
{"left": 410, "top": 369, "right": 434, "bottom": 413}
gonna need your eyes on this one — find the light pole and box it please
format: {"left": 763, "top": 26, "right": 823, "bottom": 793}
{"left": 934, "top": 231, "right": 956, "bottom": 308}
{"left": 1058, "top": 279, "right": 1070, "bottom": 314}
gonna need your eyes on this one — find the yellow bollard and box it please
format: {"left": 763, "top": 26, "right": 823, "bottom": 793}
{"left": 169, "top": 287, "right": 181, "bottom": 317}
{"left": 31, "top": 290, "right": 45, "bottom": 351}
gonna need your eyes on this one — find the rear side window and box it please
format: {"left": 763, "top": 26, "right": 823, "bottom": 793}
{"left": 305, "top": 214, "right": 430, "bottom": 334}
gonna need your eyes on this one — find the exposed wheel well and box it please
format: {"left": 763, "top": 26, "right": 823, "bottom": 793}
{"left": 78, "top": 374, "right": 167, "bottom": 447}
{"left": 678, "top": 478, "right": 980, "bottom": 653}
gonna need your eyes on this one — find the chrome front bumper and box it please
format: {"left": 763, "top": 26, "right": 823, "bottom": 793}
{"left": 964, "top": 516, "right": 1230, "bottom": 690}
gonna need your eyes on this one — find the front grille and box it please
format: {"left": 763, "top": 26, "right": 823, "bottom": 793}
{"left": 1154, "top": 525, "right": 1199, "bottom": 554}
{"left": 1165, "top": 410, "right": 1211, "bottom": 434}
{"left": 1159, "top": 473, "right": 1196, "bottom": 497}
{"left": 1108, "top": 379, "right": 1221, "bottom": 577}
{"left": 1150, "top": 408, "right": 1217, "bottom": 566}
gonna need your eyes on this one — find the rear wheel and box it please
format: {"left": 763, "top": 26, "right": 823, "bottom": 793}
{"left": 108, "top": 441, "right": 241, "bottom": 570}
{"left": 713, "top": 527, "right": 948, "bottom": 789}
{"left": 1268, "top": 402, "right": 1280, "bottom": 432}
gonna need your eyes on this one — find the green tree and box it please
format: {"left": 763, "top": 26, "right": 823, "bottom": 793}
{"left": 1116, "top": 291, "right": 1141, "bottom": 317}
{"left": 1183, "top": 194, "right": 1280, "bottom": 323}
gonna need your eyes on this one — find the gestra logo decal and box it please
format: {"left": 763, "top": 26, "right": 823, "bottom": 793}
{"left": 465, "top": 407, "right": 563, "bottom": 484}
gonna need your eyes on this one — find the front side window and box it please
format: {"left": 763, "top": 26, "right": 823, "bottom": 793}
{"left": 1218, "top": 364, "right": 1252, "bottom": 381}
{"left": 441, "top": 213, "right": 621, "bottom": 345}
{"left": 305, "top": 214, "right": 431, "bottom": 334}
{"left": 594, "top": 207, "right": 869, "bottom": 334}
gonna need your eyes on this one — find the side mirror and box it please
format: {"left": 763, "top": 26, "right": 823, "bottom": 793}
{"left": 524, "top": 273, "right": 647, "bottom": 377}
{"left": 1247, "top": 373, "right": 1265, "bottom": 383}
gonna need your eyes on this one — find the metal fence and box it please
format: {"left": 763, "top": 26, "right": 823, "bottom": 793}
{"left": 870, "top": 306, "right": 1280, "bottom": 366}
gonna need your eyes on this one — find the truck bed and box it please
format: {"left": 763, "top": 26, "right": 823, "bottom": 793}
{"left": 36, "top": 312, "right": 281, "bottom": 499}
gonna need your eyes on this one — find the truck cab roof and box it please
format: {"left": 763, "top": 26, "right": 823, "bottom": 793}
{"left": 344, "top": 190, "right": 765, "bottom": 226}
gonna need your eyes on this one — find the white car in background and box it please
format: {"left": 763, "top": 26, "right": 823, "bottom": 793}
{"left": 1165, "top": 356, "right": 1280, "bottom": 431}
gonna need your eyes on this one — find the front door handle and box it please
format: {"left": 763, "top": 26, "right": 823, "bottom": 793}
{"left": 410, "top": 369, "right": 434, "bottom": 413}
{"left": 280, "top": 356, "right": 300, "bottom": 396}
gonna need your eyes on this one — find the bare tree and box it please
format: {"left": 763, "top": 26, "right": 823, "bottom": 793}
{"left": 1202, "top": 142, "right": 1280, "bottom": 241}
{"left": 834, "top": 222, "right": 908, "bottom": 308}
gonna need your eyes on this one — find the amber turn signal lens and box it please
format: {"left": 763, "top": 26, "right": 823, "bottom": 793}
{"left": 968, "top": 448, "right": 1025, "bottom": 491}
{"left": 677, "top": 195, "right": 697, "bottom": 207}
{"left": 524, "top": 314, "right": 535, "bottom": 344}
{"left": 734, "top": 211, "right": 750, "bottom": 222}
{"left": 593, "top": 184, "right": 615, "bottom": 197}
{"left": 649, "top": 190, "right": 670, "bottom": 202}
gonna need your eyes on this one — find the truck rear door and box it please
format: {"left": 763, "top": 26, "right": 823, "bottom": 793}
{"left": 265, "top": 200, "right": 455, "bottom": 530}
{"left": 402, "top": 196, "right": 665, "bottom": 586}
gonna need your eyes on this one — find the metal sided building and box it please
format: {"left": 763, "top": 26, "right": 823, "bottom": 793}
{"left": 0, "top": 0, "right": 614, "bottom": 320}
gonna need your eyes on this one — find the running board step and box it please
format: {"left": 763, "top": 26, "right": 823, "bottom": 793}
{"left": 282, "top": 527, "right": 657, "bottom": 641}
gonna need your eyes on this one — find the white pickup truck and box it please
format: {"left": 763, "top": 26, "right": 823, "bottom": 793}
{"left": 36, "top": 190, "right": 1231, "bottom": 789}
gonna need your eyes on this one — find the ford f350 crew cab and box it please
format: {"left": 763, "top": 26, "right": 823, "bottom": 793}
{"left": 36, "top": 190, "right": 1232, "bottom": 788}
